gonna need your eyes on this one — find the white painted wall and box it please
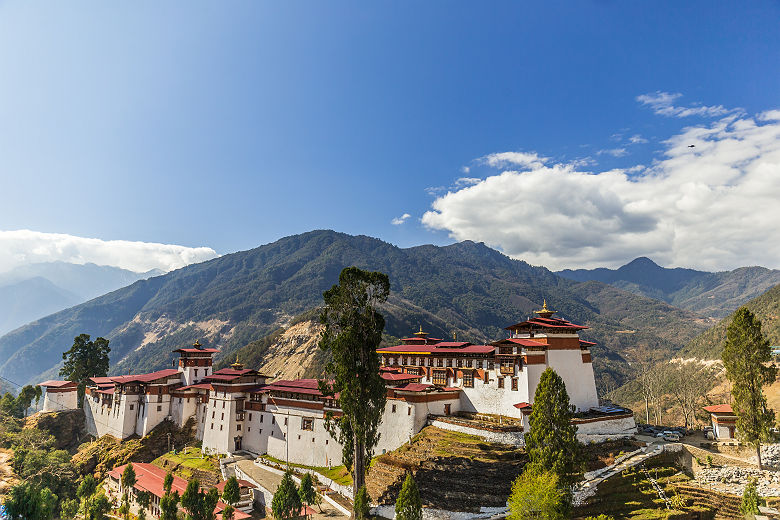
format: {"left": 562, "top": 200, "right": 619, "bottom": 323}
{"left": 547, "top": 349, "right": 599, "bottom": 412}
{"left": 42, "top": 389, "right": 78, "bottom": 412}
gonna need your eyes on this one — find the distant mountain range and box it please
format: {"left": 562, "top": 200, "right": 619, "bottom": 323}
{"left": 0, "top": 262, "right": 163, "bottom": 337}
{"left": 0, "top": 231, "right": 711, "bottom": 390}
{"left": 557, "top": 257, "right": 780, "bottom": 318}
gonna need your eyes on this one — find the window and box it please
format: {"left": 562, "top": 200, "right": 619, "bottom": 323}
{"left": 212, "top": 411, "right": 215, "bottom": 418}
{"left": 179, "top": 397, "right": 182, "bottom": 404}
{"left": 237, "top": 424, "right": 241, "bottom": 431}
{"left": 195, "top": 369, "right": 199, "bottom": 377}
{"left": 302, "top": 418, "right": 314, "bottom": 431}
{"left": 466, "top": 359, "right": 473, "bottom": 368}
{"left": 432, "top": 370, "right": 447, "bottom": 386}
{"left": 498, "top": 377, "right": 504, "bottom": 389}
{"left": 488, "top": 361, "right": 495, "bottom": 370}
{"left": 211, "top": 423, "right": 214, "bottom": 430}
{"left": 248, "top": 427, "right": 251, "bottom": 432}
{"left": 463, "top": 372, "right": 474, "bottom": 388}
{"left": 392, "top": 404, "right": 397, "bottom": 413}
{"left": 312, "top": 438, "right": 315, "bottom": 443}
{"left": 408, "top": 407, "right": 412, "bottom": 416}
{"left": 272, "top": 416, "right": 275, "bottom": 424}
{"left": 249, "top": 413, "right": 253, "bottom": 421}
{"left": 157, "top": 405, "right": 162, "bottom": 412}
{"left": 260, "top": 415, "right": 264, "bottom": 423}
{"left": 284, "top": 417, "right": 288, "bottom": 426}
{"left": 477, "top": 360, "right": 483, "bottom": 369}
{"left": 222, "top": 402, "right": 225, "bottom": 409}
{"left": 437, "top": 358, "right": 444, "bottom": 367}
{"left": 221, "top": 413, "right": 224, "bottom": 420}
{"left": 202, "top": 415, "right": 205, "bottom": 423}
{"left": 130, "top": 404, "right": 134, "bottom": 410}
{"left": 456, "top": 358, "right": 463, "bottom": 368}
{"left": 220, "top": 425, "right": 223, "bottom": 431}
{"left": 511, "top": 378, "right": 518, "bottom": 391}
{"left": 500, "top": 346, "right": 513, "bottom": 355}
{"left": 447, "top": 359, "right": 453, "bottom": 367}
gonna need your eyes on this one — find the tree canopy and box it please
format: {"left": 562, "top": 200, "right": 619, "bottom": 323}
{"left": 524, "top": 368, "right": 582, "bottom": 496}
{"left": 60, "top": 333, "right": 110, "bottom": 402}
{"left": 4, "top": 482, "right": 57, "bottom": 520}
{"left": 181, "top": 479, "right": 220, "bottom": 520}
{"left": 298, "top": 472, "right": 317, "bottom": 512}
{"left": 222, "top": 476, "right": 241, "bottom": 506}
{"left": 395, "top": 473, "right": 422, "bottom": 520}
{"left": 272, "top": 471, "right": 302, "bottom": 520}
{"left": 721, "top": 307, "right": 777, "bottom": 469}
{"left": 507, "top": 467, "right": 567, "bottom": 520}
{"left": 319, "top": 266, "right": 390, "bottom": 496}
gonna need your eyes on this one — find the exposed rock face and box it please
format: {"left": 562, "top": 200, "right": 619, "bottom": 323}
{"left": 255, "top": 321, "right": 326, "bottom": 380}
{"left": 24, "top": 409, "right": 86, "bottom": 451}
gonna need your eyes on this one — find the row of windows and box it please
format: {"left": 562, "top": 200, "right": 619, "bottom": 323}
{"left": 385, "top": 356, "right": 496, "bottom": 370}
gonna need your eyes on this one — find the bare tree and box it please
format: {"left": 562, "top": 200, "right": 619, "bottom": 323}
{"left": 667, "top": 361, "right": 715, "bottom": 429}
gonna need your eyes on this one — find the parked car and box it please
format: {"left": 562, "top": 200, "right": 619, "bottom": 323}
{"left": 663, "top": 432, "right": 681, "bottom": 442}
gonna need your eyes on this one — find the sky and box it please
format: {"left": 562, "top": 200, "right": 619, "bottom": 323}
{"left": 1, "top": 2, "right": 779, "bottom": 273}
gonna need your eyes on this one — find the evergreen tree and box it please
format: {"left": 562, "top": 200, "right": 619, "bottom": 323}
{"left": 160, "top": 471, "right": 180, "bottom": 520}
{"left": 272, "top": 471, "right": 302, "bottom": 520}
{"left": 60, "top": 498, "right": 79, "bottom": 520}
{"left": 507, "top": 467, "right": 566, "bottom": 520}
{"left": 353, "top": 485, "right": 371, "bottom": 520}
{"left": 86, "top": 494, "right": 111, "bottom": 520}
{"left": 722, "top": 307, "right": 777, "bottom": 470}
{"left": 222, "top": 476, "right": 241, "bottom": 506}
{"left": 4, "top": 482, "right": 57, "bottom": 520}
{"left": 60, "top": 334, "right": 110, "bottom": 403}
{"left": 319, "top": 267, "right": 390, "bottom": 497}
{"left": 395, "top": 473, "right": 422, "bottom": 520}
{"left": 298, "top": 473, "right": 317, "bottom": 513}
{"left": 741, "top": 478, "right": 761, "bottom": 518}
{"left": 182, "top": 479, "right": 220, "bottom": 520}
{"left": 78, "top": 474, "right": 98, "bottom": 517}
{"left": 524, "top": 368, "right": 582, "bottom": 498}
{"left": 222, "top": 505, "right": 235, "bottom": 520}
{"left": 120, "top": 463, "right": 137, "bottom": 520}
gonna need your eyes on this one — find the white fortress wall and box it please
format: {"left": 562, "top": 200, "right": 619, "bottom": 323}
{"left": 42, "top": 389, "right": 78, "bottom": 412}
{"left": 547, "top": 348, "right": 599, "bottom": 412}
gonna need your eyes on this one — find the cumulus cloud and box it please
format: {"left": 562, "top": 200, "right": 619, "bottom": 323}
{"left": 422, "top": 110, "right": 780, "bottom": 271}
{"left": 636, "top": 91, "right": 739, "bottom": 118}
{"left": 628, "top": 134, "right": 648, "bottom": 144}
{"left": 481, "top": 151, "right": 548, "bottom": 169}
{"left": 0, "top": 230, "right": 218, "bottom": 273}
{"left": 391, "top": 213, "right": 412, "bottom": 225}
{"left": 455, "top": 177, "right": 482, "bottom": 187}
{"left": 597, "top": 148, "right": 628, "bottom": 157}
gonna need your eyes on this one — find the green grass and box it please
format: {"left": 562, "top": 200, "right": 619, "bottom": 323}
{"left": 151, "top": 446, "right": 220, "bottom": 479}
{"left": 258, "top": 453, "right": 353, "bottom": 486}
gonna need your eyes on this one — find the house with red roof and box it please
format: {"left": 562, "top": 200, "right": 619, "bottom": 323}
{"left": 38, "top": 380, "right": 79, "bottom": 412}
{"left": 704, "top": 404, "right": 737, "bottom": 440}
{"left": 107, "top": 463, "right": 251, "bottom": 519}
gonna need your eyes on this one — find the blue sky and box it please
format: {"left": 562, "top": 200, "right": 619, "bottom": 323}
{"left": 1, "top": 2, "right": 779, "bottom": 272}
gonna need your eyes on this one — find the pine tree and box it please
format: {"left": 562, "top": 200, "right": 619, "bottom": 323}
{"left": 59, "top": 334, "right": 110, "bottom": 403}
{"left": 121, "top": 463, "right": 137, "bottom": 520}
{"left": 741, "top": 478, "right": 760, "bottom": 518}
{"left": 222, "top": 504, "right": 235, "bottom": 520}
{"left": 353, "top": 486, "right": 371, "bottom": 520}
{"left": 160, "top": 471, "right": 180, "bottom": 520}
{"left": 272, "top": 471, "right": 302, "bottom": 520}
{"left": 722, "top": 307, "right": 777, "bottom": 470}
{"left": 298, "top": 473, "right": 317, "bottom": 513}
{"left": 222, "top": 476, "right": 241, "bottom": 506}
{"left": 507, "top": 467, "right": 566, "bottom": 520}
{"left": 524, "top": 367, "right": 581, "bottom": 510}
{"left": 394, "top": 473, "right": 422, "bottom": 520}
{"left": 319, "top": 267, "right": 390, "bottom": 498}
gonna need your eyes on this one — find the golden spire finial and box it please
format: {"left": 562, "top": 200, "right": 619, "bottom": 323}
{"left": 414, "top": 325, "right": 427, "bottom": 336}
{"left": 534, "top": 299, "right": 556, "bottom": 318}
{"left": 193, "top": 339, "right": 202, "bottom": 348}
{"left": 453, "top": 331, "right": 457, "bottom": 341}
{"left": 231, "top": 354, "right": 243, "bottom": 370}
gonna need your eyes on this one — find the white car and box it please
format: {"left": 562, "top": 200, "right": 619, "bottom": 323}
{"left": 663, "top": 432, "right": 681, "bottom": 442}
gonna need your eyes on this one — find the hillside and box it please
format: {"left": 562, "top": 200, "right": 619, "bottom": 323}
{"left": 0, "top": 230, "right": 711, "bottom": 389}
{"left": 682, "top": 282, "right": 780, "bottom": 359}
{"left": 0, "top": 262, "right": 163, "bottom": 336}
{"left": 558, "top": 257, "right": 780, "bottom": 318}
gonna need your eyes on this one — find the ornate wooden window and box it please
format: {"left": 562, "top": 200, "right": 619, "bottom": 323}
{"left": 456, "top": 358, "right": 463, "bottom": 368}
{"left": 497, "top": 377, "right": 504, "bottom": 389}
{"left": 511, "top": 378, "right": 518, "bottom": 391}
{"left": 466, "top": 359, "right": 473, "bottom": 368}
{"left": 301, "top": 418, "right": 314, "bottom": 431}
{"left": 437, "top": 358, "right": 444, "bottom": 367}
{"left": 462, "top": 371, "right": 474, "bottom": 388}
{"left": 499, "top": 346, "right": 514, "bottom": 355}
{"left": 476, "top": 360, "right": 483, "bottom": 369}
{"left": 432, "top": 370, "right": 447, "bottom": 386}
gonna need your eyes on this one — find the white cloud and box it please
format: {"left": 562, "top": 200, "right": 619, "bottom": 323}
{"left": 636, "top": 91, "right": 739, "bottom": 118}
{"left": 0, "top": 230, "right": 218, "bottom": 273}
{"left": 391, "top": 213, "right": 411, "bottom": 225}
{"left": 455, "top": 177, "right": 482, "bottom": 187}
{"left": 422, "top": 110, "right": 780, "bottom": 271}
{"left": 628, "top": 134, "right": 648, "bottom": 144}
{"left": 597, "top": 148, "right": 628, "bottom": 157}
{"left": 481, "top": 151, "right": 548, "bottom": 169}
{"left": 460, "top": 166, "right": 471, "bottom": 174}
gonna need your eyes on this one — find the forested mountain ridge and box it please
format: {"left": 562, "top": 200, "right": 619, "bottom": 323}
{"left": 0, "top": 230, "right": 711, "bottom": 390}
{"left": 682, "top": 282, "right": 780, "bottom": 359}
{"left": 557, "top": 257, "right": 780, "bottom": 318}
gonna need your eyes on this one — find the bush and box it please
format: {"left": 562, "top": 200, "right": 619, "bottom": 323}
{"left": 395, "top": 474, "right": 422, "bottom": 520}
{"left": 354, "top": 485, "right": 371, "bottom": 520}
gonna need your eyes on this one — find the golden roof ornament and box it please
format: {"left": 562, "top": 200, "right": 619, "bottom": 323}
{"left": 193, "top": 340, "right": 202, "bottom": 349}
{"left": 231, "top": 354, "right": 244, "bottom": 370}
{"left": 414, "top": 325, "right": 428, "bottom": 336}
{"left": 534, "top": 299, "right": 556, "bottom": 318}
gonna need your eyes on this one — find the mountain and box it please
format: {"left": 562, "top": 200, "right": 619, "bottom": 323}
{"left": 0, "top": 262, "right": 163, "bottom": 336}
{"left": 0, "top": 230, "right": 711, "bottom": 390}
{"left": 557, "top": 257, "right": 780, "bottom": 318}
{"left": 0, "top": 277, "right": 81, "bottom": 337}
{"left": 682, "top": 282, "right": 780, "bottom": 360}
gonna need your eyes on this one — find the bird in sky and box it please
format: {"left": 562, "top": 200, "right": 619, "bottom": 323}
{"left": 688, "top": 144, "right": 696, "bottom": 148}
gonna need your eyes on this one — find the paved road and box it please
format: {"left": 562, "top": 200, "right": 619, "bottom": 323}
{"left": 234, "top": 460, "right": 348, "bottom": 520}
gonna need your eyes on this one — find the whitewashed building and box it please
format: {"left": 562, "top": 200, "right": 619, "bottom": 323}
{"left": 38, "top": 380, "right": 79, "bottom": 412}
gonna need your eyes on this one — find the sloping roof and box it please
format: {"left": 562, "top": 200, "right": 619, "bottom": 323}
{"left": 205, "top": 367, "right": 268, "bottom": 382}
{"left": 513, "top": 402, "right": 532, "bottom": 409}
{"left": 704, "top": 404, "right": 734, "bottom": 415}
{"left": 392, "top": 382, "right": 460, "bottom": 394}
{"left": 264, "top": 379, "right": 325, "bottom": 396}
{"left": 495, "top": 338, "right": 548, "bottom": 347}
{"left": 215, "top": 479, "right": 254, "bottom": 492}
{"left": 110, "top": 369, "right": 181, "bottom": 384}
{"left": 173, "top": 347, "right": 220, "bottom": 354}
{"left": 381, "top": 372, "right": 423, "bottom": 382}
{"left": 504, "top": 316, "right": 588, "bottom": 331}
{"left": 178, "top": 383, "right": 214, "bottom": 391}
{"left": 377, "top": 343, "right": 494, "bottom": 355}
{"left": 90, "top": 376, "right": 114, "bottom": 387}
{"left": 38, "top": 380, "right": 77, "bottom": 388}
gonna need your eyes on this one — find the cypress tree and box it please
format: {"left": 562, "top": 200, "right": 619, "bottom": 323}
{"left": 395, "top": 473, "right": 422, "bottom": 520}
{"left": 272, "top": 471, "right": 302, "bottom": 520}
{"left": 722, "top": 307, "right": 777, "bottom": 470}
{"left": 353, "top": 486, "right": 371, "bottom": 520}
{"left": 741, "top": 478, "right": 760, "bottom": 518}
{"left": 222, "top": 476, "right": 241, "bottom": 506}
{"left": 524, "top": 368, "right": 582, "bottom": 492}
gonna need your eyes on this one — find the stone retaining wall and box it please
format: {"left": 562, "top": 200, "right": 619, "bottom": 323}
{"left": 428, "top": 419, "right": 524, "bottom": 446}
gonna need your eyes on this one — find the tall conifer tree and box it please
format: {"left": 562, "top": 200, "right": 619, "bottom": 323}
{"left": 722, "top": 307, "right": 777, "bottom": 469}
{"left": 524, "top": 368, "right": 581, "bottom": 494}
{"left": 395, "top": 473, "right": 422, "bottom": 520}
{"left": 318, "top": 267, "right": 390, "bottom": 499}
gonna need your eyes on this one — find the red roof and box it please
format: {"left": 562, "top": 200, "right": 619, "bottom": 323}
{"left": 377, "top": 343, "right": 494, "bottom": 355}
{"left": 173, "top": 348, "right": 220, "bottom": 354}
{"left": 704, "top": 404, "right": 734, "bottom": 414}
{"left": 514, "top": 402, "right": 532, "bottom": 409}
{"left": 498, "top": 338, "right": 548, "bottom": 347}
{"left": 90, "top": 376, "right": 114, "bottom": 387}
{"left": 178, "top": 383, "right": 214, "bottom": 391}
{"left": 97, "top": 388, "right": 115, "bottom": 395}
{"left": 381, "top": 373, "right": 423, "bottom": 381}
{"left": 392, "top": 383, "right": 460, "bottom": 394}
{"left": 109, "top": 463, "right": 250, "bottom": 519}
{"left": 38, "top": 380, "right": 77, "bottom": 388}
{"left": 264, "top": 379, "right": 331, "bottom": 397}
{"left": 205, "top": 368, "right": 267, "bottom": 382}
{"left": 215, "top": 479, "right": 254, "bottom": 492}
{"left": 505, "top": 316, "right": 588, "bottom": 331}
{"left": 110, "top": 369, "right": 181, "bottom": 384}
{"left": 579, "top": 340, "right": 597, "bottom": 347}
